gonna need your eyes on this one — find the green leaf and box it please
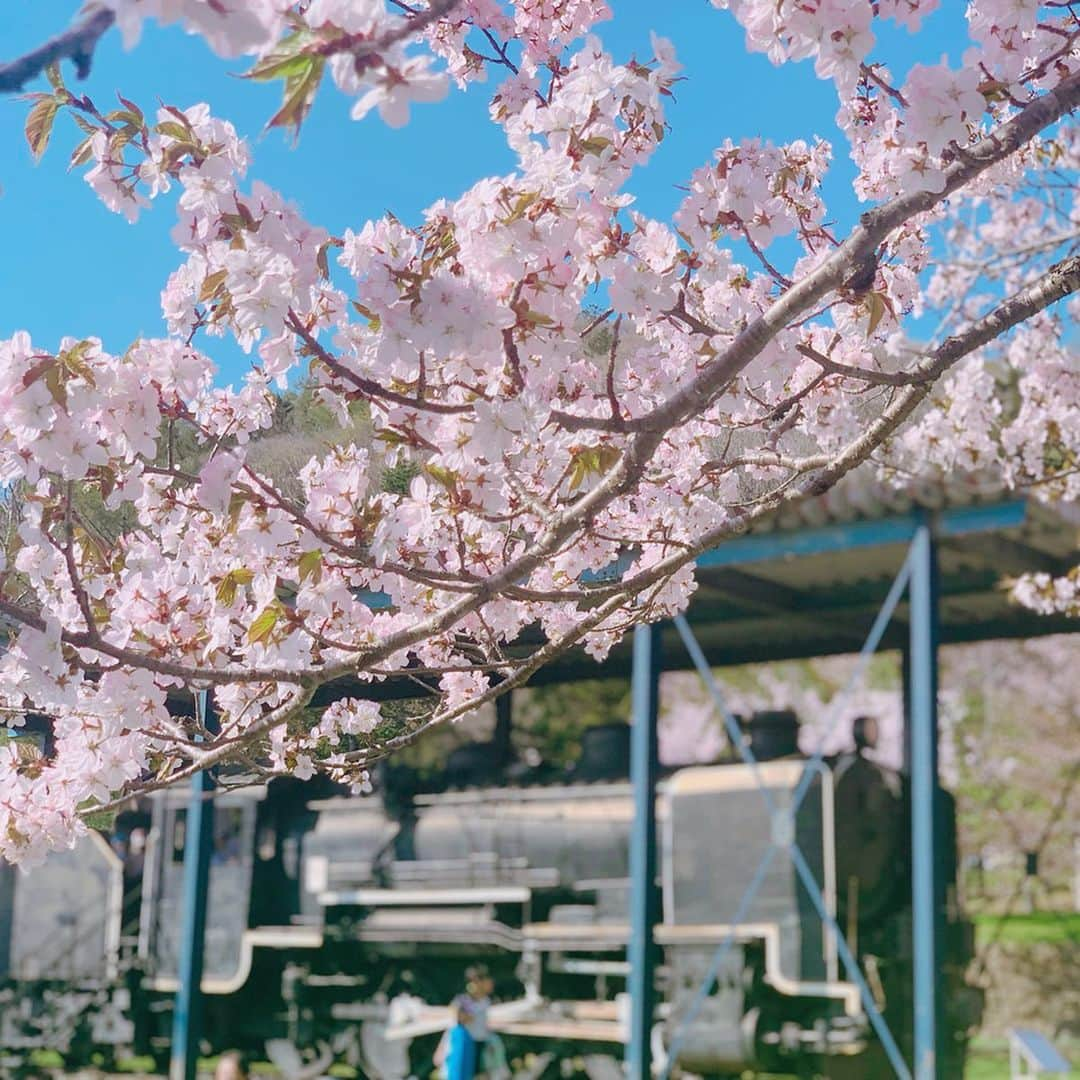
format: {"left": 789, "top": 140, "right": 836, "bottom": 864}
{"left": 567, "top": 445, "right": 620, "bottom": 493}
{"left": 424, "top": 464, "right": 457, "bottom": 491}
{"left": 59, "top": 340, "right": 96, "bottom": 385}
{"left": 25, "top": 96, "right": 61, "bottom": 162}
{"left": 82, "top": 805, "right": 119, "bottom": 832}
{"left": 298, "top": 548, "right": 323, "bottom": 585}
{"left": 248, "top": 603, "right": 282, "bottom": 646}
{"left": 69, "top": 135, "right": 95, "bottom": 169}
{"left": 216, "top": 567, "right": 255, "bottom": 606}
{"left": 108, "top": 125, "right": 136, "bottom": 155}
{"left": 865, "top": 291, "right": 892, "bottom": 337}
{"left": 242, "top": 29, "right": 318, "bottom": 80}
{"left": 265, "top": 56, "right": 326, "bottom": 138}
{"left": 160, "top": 104, "right": 195, "bottom": 131}
{"left": 106, "top": 108, "right": 144, "bottom": 129}
{"left": 155, "top": 120, "right": 193, "bottom": 142}
{"left": 567, "top": 459, "right": 587, "bottom": 493}
{"left": 71, "top": 112, "right": 98, "bottom": 137}
{"left": 98, "top": 465, "right": 117, "bottom": 503}
{"left": 117, "top": 94, "right": 144, "bottom": 126}
{"left": 44, "top": 364, "right": 67, "bottom": 409}
{"left": 199, "top": 268, "right": 228, "bottom": 303}
{"left": 245, "top": 51, "right": 318, "bottom": 83}
{"left": 45, "top": 62, "right": 65, "bottom": 92}
{"left": 375, "top": 428, "right": 408, "bottom": 446}
{"left": 227, "top": 491, "right": 248, "bottom": 530}
{"left": 502, "top": 191, "right": 539, "bottom": 224}
{"left": 351, "top": 301, "right": 381, "bottom": 331}
{"left": 522, "top": 308, "right": 555, "bottom": 327}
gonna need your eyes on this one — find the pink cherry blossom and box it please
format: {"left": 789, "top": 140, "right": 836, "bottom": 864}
{"left": 2, "top": 1, "right": 1079, "bottom": 861}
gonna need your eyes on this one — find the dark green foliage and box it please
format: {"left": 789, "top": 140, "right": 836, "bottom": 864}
{"left": 513, "top": 679, "right": 631, "bottom": 770}
{"left": 381, "top": 458, "right": 420, "bottom": 495}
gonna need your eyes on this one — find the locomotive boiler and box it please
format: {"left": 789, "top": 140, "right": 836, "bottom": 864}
{"left": 0, "top": 710, "right": 981, "bottom": 1078}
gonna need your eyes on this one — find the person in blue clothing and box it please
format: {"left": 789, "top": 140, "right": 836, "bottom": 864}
{"left": 444, "top": 1004, "right": 477, "bottom": 1080}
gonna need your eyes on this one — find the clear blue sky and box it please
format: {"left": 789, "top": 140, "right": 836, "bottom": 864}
{"left": 0, "top": 3, "right": 968, "bottom": 384}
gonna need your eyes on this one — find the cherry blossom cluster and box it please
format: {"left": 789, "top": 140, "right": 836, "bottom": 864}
{"left": 2, "top": 2, "right": 1079, "bottom": 862}
{"left": 100, "top": 1, "right": 615, "bottom": 134}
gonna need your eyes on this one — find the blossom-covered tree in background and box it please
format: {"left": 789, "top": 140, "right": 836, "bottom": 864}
{"left": 1, "top": 0, "right": 1079, "bottom": 863}
{"left": 657, "top": 637, "right": 1079, "bottom": 906}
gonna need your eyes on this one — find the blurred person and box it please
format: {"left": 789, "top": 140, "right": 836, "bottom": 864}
{"left": 214, "top": 1050, "right": 249, "bottom": 1080}
{"left": 452, "top": 965, "right": 495, "bottom": 1075}
{"left": 443, "top": 1003, "right": 477, "bottom": 1080}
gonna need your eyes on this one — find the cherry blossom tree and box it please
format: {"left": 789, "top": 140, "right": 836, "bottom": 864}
{"left": 2, "top": 0, "right": 1079, "bottom": 864}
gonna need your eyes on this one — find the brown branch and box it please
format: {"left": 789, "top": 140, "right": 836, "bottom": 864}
{"left": 62, "top": 484, "right": 98, "bottom": 638}
{"left": 580, "top": 308, "right": 614, "bottom": 338}
{"left": 860, "top": 62, "right": 909, "bottom": 108}
{"left": 311, "top": 243, "right": 1080, "bottom": 696}
{"left": 548, "top": 409, "right": 628, "bottom": 433}
{"left": 68, "top": 236, "right": 1080, "bottom": 791}
{"left": 664, "top": 290, "right": 719, "bottom": 338}
{"left": 376, "top": 0, "right": 462, "bottom": 51}
{"left": 287, "top": 311, "right": 471, "bottom": 415}
{"left": 742, "top": 226, "right": 793, "bottom": 289}
{"left": 0, "top": 595, "right": 313, "bottom": 688}
{"left": 0, "top": 6, "right": 115, "bottom": 93}
{"left": 766, "top": 369, "right": 828, "bottom": 422}
{"left": 795, "top": 342, "right": 932, "bottom": 387}
{"left": 605, "top": 315, "right": 625, "bottom": 426}
{"left": 502, "top": 328, "right": 526, "bottom": 393}
{"left": 613, "top": 252, "right": 1080, "bottom": 599}
{"left": 82, "top": 683, "right": 315, "bottom": 815}
{"left": 626, "top": 68, "right": 1080, "bottom": 437}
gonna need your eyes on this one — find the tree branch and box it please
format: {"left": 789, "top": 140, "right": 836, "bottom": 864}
{"left": 602, "top": 252, "right": 1080, "bottom": 604}
{"left": 288, "top": 311, "right": 472, "bottom": 415}
{"left": 0, "top": 6, "right": 115, "bottom": 93}
{"left": 795, "top": 342, "right": 931, "bottom": 387}
{"left": 631, "top": 68, "right": 1080, "bottom": 436}
{"left": 0, "top": 595, "right": 314, "bottom": 687}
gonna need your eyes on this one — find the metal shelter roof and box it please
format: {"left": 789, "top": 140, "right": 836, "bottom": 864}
{"left": 524, "top": 476, "right": 1079, "bottom": 686}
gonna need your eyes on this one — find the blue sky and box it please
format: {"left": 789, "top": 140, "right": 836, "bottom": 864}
{"left": 0, "top": 3, "right": 968, "bottom": 384}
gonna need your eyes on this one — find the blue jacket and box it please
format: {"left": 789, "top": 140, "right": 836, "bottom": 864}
{"left": 445, "top": 1023, "right": 476, "bottom": 1080}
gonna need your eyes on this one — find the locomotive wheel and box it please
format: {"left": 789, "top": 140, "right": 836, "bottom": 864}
{"left": 510, "top": 1050, "right": 556, "bottom": 1080}
{"left": 358, "top": 1017, "right": 410, "bottom": 1080}
{"left": 60, "top": 1019, "right": 95, "bottom": 1071}
{"left": 580, "top": 1054, "right": 622, "bottom": 1080}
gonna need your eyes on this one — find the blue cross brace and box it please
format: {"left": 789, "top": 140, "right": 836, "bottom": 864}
{"left": 659, "top": 539, "right": 920, "bottom": 1080}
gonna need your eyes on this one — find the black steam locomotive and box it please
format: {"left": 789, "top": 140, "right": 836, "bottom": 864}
{"left": 0, "top": 711, "right": 981, "bottom": 1078}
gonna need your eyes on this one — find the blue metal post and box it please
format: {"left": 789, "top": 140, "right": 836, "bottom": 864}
{"left": 627, "top": 622, "right": 661, "bottom": 1080}
{"left": 908, "top": 525, "right": 941, "bottom": 1079}
{"left": 901, "top": 645, "right": 912, "bottom": 775}
{"left": 170, "top": 691, "right": 217, "bottom": 1080}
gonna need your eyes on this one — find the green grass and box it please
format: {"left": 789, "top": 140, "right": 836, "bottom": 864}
{"left": 974, "top": 910, "right": 1080, "bottom": 946}
{"left": 966, "top": 1042, "right": 1079, "bottom": 1079}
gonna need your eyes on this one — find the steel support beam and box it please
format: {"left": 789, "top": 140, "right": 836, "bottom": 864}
{"left": 901, "top": 645, "right": 912, "bottom": 775}
{"left": 170, "top": 691, "right": 217, "bottom": 1080}
{"left": 908, "top": 526, "right": 943, "bottom": 1079}
{"left": 627, "top": 622, "right": 661, "bottom": 1080}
